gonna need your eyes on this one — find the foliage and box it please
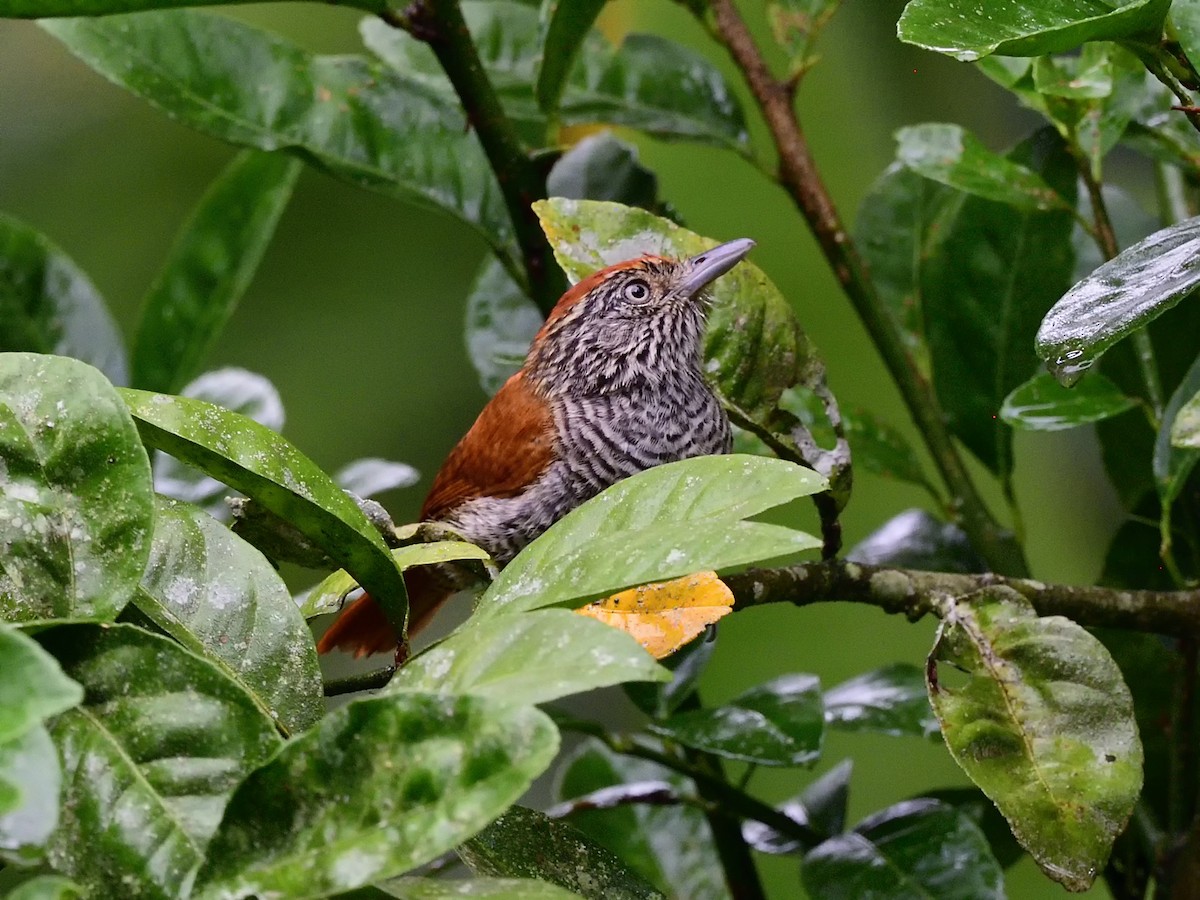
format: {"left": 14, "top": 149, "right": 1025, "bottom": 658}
{"left": 3, "top": 0, "right": 1200, "bottom": 897}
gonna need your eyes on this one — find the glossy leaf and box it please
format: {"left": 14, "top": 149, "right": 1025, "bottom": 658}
{"left": 1171, "top": 388, "right": 1200, "bottom": 447}
{"left": 3, "top": 876, "right": 83, "bottom": 900}
{"left": 743, "top": 759, "right": 851, "bottom": 854}
{"left": 898, "top": 0, "right": 1171, "bottom": 62}
{"left": 374, "top": 877, "right": 583, "bottom": 899}
{"left": 651, "top": 674, "right": 823, "bottom": 766}
{"left": 0, "top": 353, "right": 153, "bottom": 622}
{"left": 121, "top": 387, "right": 408, "bottom": 627}
{"left": 137, "top": 496, "right": 323, "bottom": 734}
{"left": 766, "top": 0, "right": 843, "bottom": 75}
{"left": 534, "top": 0, "right": 607, "bottom": 112}
{"left": 553, "top": 739, "right": 724, "bottom": 898}
{"left": 388, "top": 608, "right": 669, "bottom": 706}
{"left": 575, "top": 571, "right": 734, "bottom": 660}
{"left": 0, "top": 214, "right": 126, "bottom": 384}
{"left": 39, "top": 623, "right": 280, "bottom": 897}
{"left": 546, "top": 132, "right": 659, "bottom": 210}
{"left": 0, "top": 622, "right": 82, "bottom": 744}
{"left": 477, "top": 455, "right": 824, "bottom": 619}
{"left": 847, "top": 509, "right": 986, "bottom": 574}
{"left": 824, "top": 663, "right": 938, "bottom": 738}
{"left": 465, "top": 258, "right": 541, "bottom": 396}
{"left": 842, "top": 408, "right": 933, "bottom": 490}
{"left": 131, "top": 150, "right": 300, "bottom": 394}
{"left": 922, "top": 129, "right": 1077, "bottom": 474}
{"left": 920, "top": 787, "right": 1025, "bottom": 869}
{"left": 0, "top": 725, "right": 61, "bottom": 863}
{"left": 192, "top": 693, "right": 559, "bottom": 899}
{"left": 927, "top": 586, "right": 1142, "bottom": 891}
{"left": 1038, "top": 215, "right": 1200, "bottom": 385}
{"left": 801, "top": 799, "right": 1004, "bottom": 899}
{"left": 335, "top": 456, "right": 420, "bottom": 498}
{"left": 459, "top": 805, "right": 664, "bottom": 900}
{"left": 42, "top": 12, "right": 519, "bottom": 273}
{"left": 1000, "top": 371, "right": 1137, "bottom": 431}
{"left": 1154, "top": 351, "right": 1200, "bottom": 538}
{"left": 624, "top": 633, "right": 715, "bottom": 719}
{"left": 896, "top": 123, "right": 1067, "bottom": 210}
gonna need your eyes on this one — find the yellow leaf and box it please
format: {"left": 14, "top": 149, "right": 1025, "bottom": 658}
{"left": 575, "top": 571, "right": 734, "bottom": 660}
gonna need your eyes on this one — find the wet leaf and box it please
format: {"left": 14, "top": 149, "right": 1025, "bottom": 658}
{"left": 39, "top": 622, "right": 281, "bottom": 898}
{"left": 575, "top": 572, "right": 733, "bottom": 660}
{"left": 534, "top": 0, "right": 607, "bottom": 112}
{"left": 1171, "top": 388, "right": 1200, "bottom": 447}
{"left": 651, "top": 674, "right": 823, "bottom": 766}
{"left": 624, "top": 632, "right": 716, "bottom": 719}
{"left": 1154, "top": 351, "right": 1200, "bottom": 546}
{"left": 896, "top": 123, "right": 1068, "bottom": 209}
{"left": 927, "top": 586, "right": 1142, "bottom": 891}
{"left": 459, "top": 805, "right": 664, "bottom": 900}
{"left": 335, "top": 457, "right": 420, "bottom": 499}
{"left": 824, "top": 663, "right": 938, "bottom": 738}
{"left": 0, "top": 353, "right": 153, "bottom": 622}
{"left": 801, "top": 799, "right": 1004, "bottom": 899}
{"left": 121, "top": 387, "right": 408, "bottom": 629}
{"left": 1038, "top": 215, "right": 1200, "bottom": 386}
{"left": 898, "top": 0, "right": 1170, "bottom": 62}
{"left": 477, "top": 455, "right": 824, "bottom": 619}
{"left": 389, "top": 608, "right": 668, "bottom": 706}
{"left": 374, "top": 877, "right": 583, "bottom": 899}
{"left": 137, "top": 496, "right": 323, "bottom": 734}
{"left": 553, "top": 739, "right": 724, "bottom": 899}
{"left": 922, "top": 128, "right": 1077, "bottom": 474}
{"left": 546, "top": 132, "right": 659, "bottom": 210}
{"left": 131, "top": 150, "right": 300, "bottom": 394}
{"left": 465, "top": 258, "right": 542, "bottom": 396}
{"left": 743, "top": 759, "right": 851, "bottom": 854}
{"left": 42, "top": 12, "right": 520, "bottom": 273}
{"left": 766, "top": 0, "right": 843, "bottom": 75}
{"left": 0, "top": 726, "right": 61, "bottom": 864}
{"left": 842, "top": 408, "right": 933, "bottom": 490}
{"left": 0, "top": 214, "right": 126, "bottom": 385}
{"left": 0, "top": 622, "right": 82, "bottom": 744}
{"left": 192, "top": 693, "right": 559, "bottom": 899}
{"left": 847, "top": 509, "right": 987, "bottom": 574}
{"left": 3, "top": 875, "right": 83, "bottom": 900}
{"left": 920, "top": 787, "right": 1026, "bottom": 869}
{"left": 1000, "top": 371, "right": 1137, "bottom": 431}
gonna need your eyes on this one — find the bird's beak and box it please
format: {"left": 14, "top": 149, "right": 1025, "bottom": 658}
{"left": 678, "top": 238, "right": 756, "bottom": 298}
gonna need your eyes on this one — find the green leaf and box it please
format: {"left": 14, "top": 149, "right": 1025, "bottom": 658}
{"left": 137, "top": 496, "right": 323, "bottom": 735}
{"left": 766, "top": 0, "right": 844, "bottom": 76}
{"left": 896, "top": 123, "right": 1068, "bottom": 209}
{"left": 1000, "top": 371, "right": 1137, "bottom": 430}
{"left": 546, "top": 132, "right": 659, "bottom": 209}
{"left": 131, "top": 151, "right": 300, "bottom": 394}
{"left": 1038, "top": 215, "right": 1200, "bottom": 385}
{"left": 847, "top": 509, "right": 986, "bottom": 573}
{"left": 743, "top": 759, "right": 851, "bottom": 854}
{"left": 42, "top": 12, "right": 520, "bottom": 274}
{"left": 553, "top": 739, "right": 724, "bottom": 898}
{"left": 3, "top": 875, "right": 84, "bottom": 900}
{"left": 922, "top": 128, "right": 1077, "bottom": 475}
{"left": 534, "top": 0, "right": 607, "bottom": 112}
{"left": 1154, "top": 351, "right": 1200, "bottom": 543}
{"left": 927, "top": 586, "right": 1142, "bottom": 891}
{"left": 623, "top": 633, "right": 715, "bottom": 719}
{"left": 459, "top": 805, "right": 664, "bottom": 900}
{"left": 0, "top": 726, "right": 62, "bottom": 864}
{"left": 39, "top": 622, "right": 281, "bottom": 898}
{"left": 0, "top": 353, "right": 153, "bottom": 623}
{"left": 0, "top": 622, "right": 82, "bottom": 744}
{"left": 920, "top": 787, "right": 1025, "bottom": 869}
{"left": 120, "top": 387, "right": 408, "bottom": 628}
{"left": 823, "top": 663, "right": 938, "bottom": 738}
{"left": 0, "top": 213, "right": 126, "bottom": 385}
{"left": 842, "top": 408, "right": 933, "bottom": 490}
{"left": 335, "top": 457, "right": 419, "bottom": 498}
{"left": 389, "top": 609, "right": 668, "bottom": 706}
{"left": 192, "top": 693, "right": 560, "bottom": 899}
{"left": 650, "top": 674, "right": 823, "bottom": 766}
{"left": 477, "top": 455, "right": 824, "bottom": 619}
{"left": 801, "top": 799, "right": 1004, "bottom": 899}
{"left": 465, "top": 258, "right": 542, "bottom": 396}
{"left": 898, "top": 0, "right": 1171, "bottom": 62}
{"left": 1171, "top": 388, "right": 1200, "bottom": 447}
{"left": 373, "top": 877, "right": 583, "bottom": 899}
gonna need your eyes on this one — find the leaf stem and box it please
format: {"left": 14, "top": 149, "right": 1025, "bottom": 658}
{"left": 701, "top": 0, "right": 1028, "bottom": 577}
{"left": 323, "top": 665, "right": 395, "bottom": 696}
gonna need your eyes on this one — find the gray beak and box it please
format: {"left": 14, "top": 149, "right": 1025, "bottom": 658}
{"left": 678, "top": 238, "right": 756, "bottom": 298}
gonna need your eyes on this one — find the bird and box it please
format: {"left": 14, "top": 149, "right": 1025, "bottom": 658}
{"left": 317, "top": 238, "right": 756, "bottom": 657}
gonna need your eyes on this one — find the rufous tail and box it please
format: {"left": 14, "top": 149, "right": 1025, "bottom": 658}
{"left": 316, "top": 567, "right": 450, "bottom": 658}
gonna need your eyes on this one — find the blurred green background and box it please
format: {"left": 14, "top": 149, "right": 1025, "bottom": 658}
{"left": 1, "top": 1, "right": 1125, "bottom": 895}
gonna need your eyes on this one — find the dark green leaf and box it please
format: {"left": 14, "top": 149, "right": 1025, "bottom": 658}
{"left": 42, "top": 12, "right": 520, "bottom": 274}
{"left": 459, "top": 805, "right": 664, "bottom": 900}
{"left": 131, "top": 151, "right": 300, "bottom": 393}
{"left": 801, "top": 799, "right": 1004, "bottom": 899}
{"left": 553, "top": 739, "right": 724, "bottom": 898}
{"left": 192, "top": 693, "right": 559, "bottom": 899}
{"left": 0, "top": 353, "right": 153, "bottom": 622}
{"left": 120, "top": 387, "right": 408, "bottom": 628}
{"left": 896, "top": 123, "right": 1068, "bottom": 209}
{"left": 766, "top": 0, "right": 843, "bottom": 75}
{"left": 0, "top": 214, "right": 126, "bottom": 384}
{"left": 898, "top": 0, "right": 1171, "bottom": 62}
{"left": 465, "top": 258, "right": 541, "bottom": 396}
{"left": 920, "top": 787, "right": 1025, "bottom": 869}
{"left": 743, "top": 759, "right": 851, "bottom": 854}
{"left": 0, "top": 726, "right": 61, "bottom": 864}
{"left": 389, "top": 609, "right": 668, "bottom": 706}
{"left": 847, "top": 509, "right": 986, "bottom": 574}
{"left": 477, "top": 455, "right": 824, "bottom": 619}
{"left": 137, "top": 496, "right": 323, "bottom": 734}
{"left": 624, "top": 633, "right": 715, "bottom": 719}
{"left": 824, "top": 663, "right": 938, "bottom": 738}
{"left": 651, "top": 674, "right": 823, "bottom": 766}
{"left": 1033, "top": 43, "right": 1113, "bottom": 98}
{"left": 334, "top": 457, "right": 419, "bottom": 498}
{"left": 1038, "top": 215, "right": 1200, "bottom": 385}
{"left": 0, "top": 622, "right": 82, "bottom": 744}
{"left": 1171, "top": 388, "right": 1200, "bottom": 447}
{"left": 546, "top": 132, "right": 658, "bottom": 209}
{"left": 39, "top": 622, "right": 281, "bottom": 897}
{"left": 373, "top": 877, "right": 582, "bottom": 899}
{"left": 1000, "top": 371, "right": 1137, "bottom": 430}
{"left": 842, "top": 409, "right": 932, "bottom": 490}
{"left": 1155, "top": 351, "right": 1200, "bottom": 499}
{"left": 3, "top": 875, "right": 83, "bottom": 900}
{"left": 534, "top": 0, "right": 607, "bottom": 112}
{"left": 927, "top": 586, "right": 1142, "bottom": 891}
{"left": 922, "top": 128, "right": 1077, "bottom": 475}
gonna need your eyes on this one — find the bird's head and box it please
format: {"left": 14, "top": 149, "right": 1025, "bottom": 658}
{"left": 527, "top": 238, "right": 755, "bottom": 394}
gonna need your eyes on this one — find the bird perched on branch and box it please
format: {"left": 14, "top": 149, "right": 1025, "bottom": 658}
{"left": 318, "top": 238, "right": 756, "bottom": 657}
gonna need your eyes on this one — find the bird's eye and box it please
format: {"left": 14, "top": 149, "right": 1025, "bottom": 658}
{"left": 623, "top": 279, "right": 651, "bottom": 302}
